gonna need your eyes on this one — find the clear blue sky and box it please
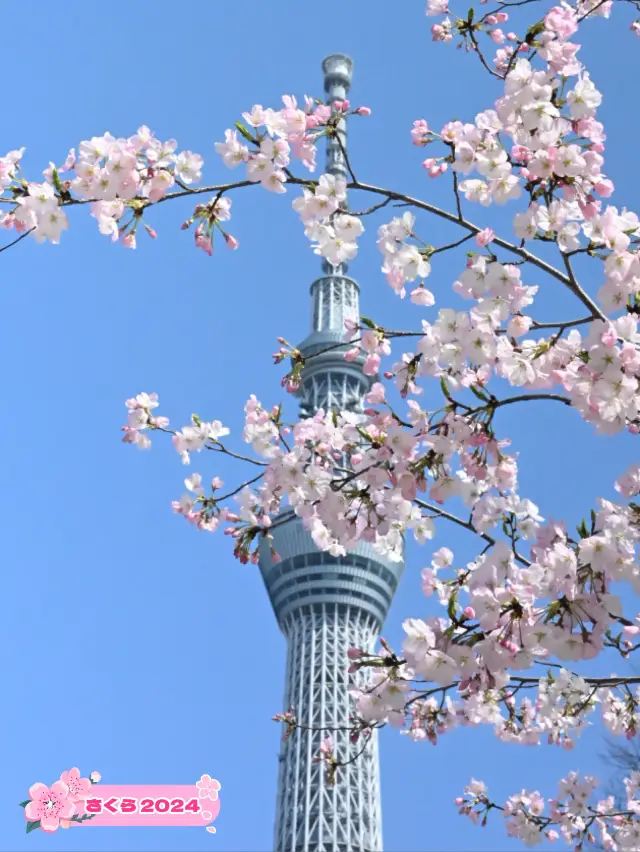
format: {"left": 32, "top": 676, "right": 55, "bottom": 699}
{"left": 2, "top": 3, "right": 639, "bottom": 851}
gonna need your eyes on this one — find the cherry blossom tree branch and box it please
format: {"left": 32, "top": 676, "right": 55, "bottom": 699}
{"left": 560, "top": 251, "right": 604, "bottom": 321}
{"left": 415, "top": 498, "right": 533, "bottom": 566}
{"left": 207, "top": 443, "right": 269, "bottom": 466}
{"left": 336, "top": 179, "right": 605, "bottom": 316}
{"left": 482, "top": 392, "right": 572, "bottom": 410}
{"left": 0, "top": 227, "right": 34, "bottom": 253}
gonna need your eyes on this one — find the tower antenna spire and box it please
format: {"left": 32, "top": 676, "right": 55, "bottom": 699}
{"left": 322, "top": 54, "right": 353, "bottom": 185}
{"left": 320, "top": 54, "right": 353, "bottom": 280}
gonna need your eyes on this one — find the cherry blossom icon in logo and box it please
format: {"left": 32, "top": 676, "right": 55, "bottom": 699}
{"left": 24, "top": 783, "right": 76, "bottom": 833}
{"left": 196, "top": 774, "right": 221, "bottom": 803}
{"left": 21, "top": 769, "right": 98, "bottom": 834}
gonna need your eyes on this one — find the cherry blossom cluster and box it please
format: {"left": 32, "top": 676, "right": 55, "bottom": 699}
{"left": 21, "top": 768, "right": 100, "bottom": 833}
{"left": 292, "top": 173, "right": 365, "bottom": 264}
{"left": 215, "top": 95, "right": 329, "bottom": 189}
{"left": 0, "top": 129, "right": 205, "bottom": 247}
{"left": 457, "top": 771, "right": 640, "bottom": 849}
{"left": 376, "top": 211, "right": 433, "bottom": 301}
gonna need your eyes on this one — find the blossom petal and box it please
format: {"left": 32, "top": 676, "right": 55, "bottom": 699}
{"left": 25, "top": 801, "right": 40, "bottom": 821}
{"left": 40, "top": 815, "right": 60, "bottom": 833}
{"left": 28, "top": 782, "right": 48, "bottom": 801}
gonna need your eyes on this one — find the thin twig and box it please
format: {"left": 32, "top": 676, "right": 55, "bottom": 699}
{"left": 415, "top": 498, "right": 532, "bottom": 567}
{"left": 0, "top": 227, "right": 34, "bottom": 253}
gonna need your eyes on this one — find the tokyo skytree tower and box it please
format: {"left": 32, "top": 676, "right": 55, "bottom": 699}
{"left": 258, "top": 55, "right": 405, "bottom": 852}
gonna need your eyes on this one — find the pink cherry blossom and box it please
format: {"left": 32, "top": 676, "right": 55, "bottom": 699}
{"left": 475, "top": 227, "right": 495, "bottom": 247}
{"left": 25, "top": 782, "right": 75, "bottom": 832}
{"left": 196, "top": 774, "right": 221, "bottom": 802}
{"left": 59, "top": 768, "right": 91, "bottom": 803}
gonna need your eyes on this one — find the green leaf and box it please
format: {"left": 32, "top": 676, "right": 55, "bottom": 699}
{"left": 51, "top": 168, "right": 63, "bottom": 193}
{"left": 524, "top": 21, "right": 545, "bottom": 43}
{"left": 469, "top": 384, "right": 489, "bottom": 403}
{"left": 359, "top": 316, "right": 376, "bottom": 329}
{"left": 440, "top": 376, "right": 452, "bottom": 400}
{"left": 547, "top": 601, "right": 561, "bottom": 618}
{"left": 234, "top": 121, "right": 255, "bottom": 143}
{"left": 447, "top": 590, "right": 458, "bottom": 622}
{"left": 26, "top": 820, "right": 41, "bottom": 834}
{"left": 19, "top": 800, "right": 29, "bottom": 808}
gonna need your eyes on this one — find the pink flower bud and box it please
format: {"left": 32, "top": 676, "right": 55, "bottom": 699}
{"left": 344, "top": 347, "right": 360, "bottom": 362}
{"left": 475, "top": 227, "right": 495, "bottom": 247}
{"left": 144, "top": 224, "right": 157, "bottom": 239}
{"left": 594, "top": 179, "right": 614, "bottom": 197}
{"left": 122, "top": 233, "right": 137, "bottom": 249}
{"left": 347, "top": 647, "right": 364, "bottom": 659}
{"left": 195, "top": 232, "right": 213, "bottom": 256}
{"left": 225, "top": 233, "right": 239, "bottom": 250}
{"left": 463, "top": 606, "right": 475, "bottom": 619}
{"left": 411, "top": 119, "right": 431, "bottom": 145}
{"left": 354, "top": 106, "right": 371, "bottom": 116}
{"left": 90, "top": 771, "right": 102, "bottom": 783}
{"left": 410, "top": 286, "right": 435, "bottom": 306}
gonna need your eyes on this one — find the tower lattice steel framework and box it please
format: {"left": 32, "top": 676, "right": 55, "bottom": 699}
{"left": 258, "top": 54, "right": 405, "bottom": 852}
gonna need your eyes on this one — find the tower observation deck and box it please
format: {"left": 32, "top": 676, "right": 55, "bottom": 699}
{"left": 258, "top": 54, "right": 405, "bottom": 852}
